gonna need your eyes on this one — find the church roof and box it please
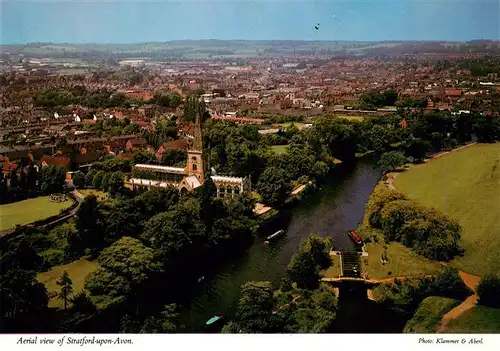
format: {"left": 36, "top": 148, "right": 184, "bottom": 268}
{"left": 134, "top": 163, "right": 186, "bottom": 174}
{"left": 183, "top": 175, "right": 202, "bottom": 189}
{"left": 211, "top": 175, "right": 244, "bottom": 184}
{"left": 128, "top": 178, "right": 174, "bottom": 189}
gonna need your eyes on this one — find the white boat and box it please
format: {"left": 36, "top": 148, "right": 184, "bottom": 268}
{"left": 265, "top": 229, "right": 286, "bottom": 242}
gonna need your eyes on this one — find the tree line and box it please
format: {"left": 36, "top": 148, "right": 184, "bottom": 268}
{"left": 34, "top": 86, "right": 181, "bottom": 110}
{"left": 0, "top": 164, "right": 66, "bottom": 205}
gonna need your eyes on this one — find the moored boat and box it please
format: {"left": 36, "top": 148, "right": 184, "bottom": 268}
{"left": 347, "top": 230, "right": 363, "bottom": 245}
{"left": 264, "top": 229, "right": 286, "bottom": 244}
{"left": 205, "top": 314, "right": 223, "bottom": 327}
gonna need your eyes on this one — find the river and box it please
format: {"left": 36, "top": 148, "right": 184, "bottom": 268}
{"left": 179, "top": 157, "right": 384, "bottom": 332}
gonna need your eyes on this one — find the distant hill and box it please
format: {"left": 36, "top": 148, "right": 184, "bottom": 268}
{"left": 1, "top": 40, "right": 499, "bottom": 59}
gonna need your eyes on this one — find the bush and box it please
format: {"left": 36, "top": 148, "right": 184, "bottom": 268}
{"left": 431, "top": 267, "right": 472, "bottom": 300}
{"left": 374, "top": 269, "right": 471, "bottom": 313}
{"left": 477, "top": 274, "right": 500, "bottom": 308}
{"left": 40, "top": 248, "right": 66, "bottom": 268}
{"left": 365, "top": 185, "right": 462, "bottom": 261}
{"left": 380, "top": 200, "right": 424, "bottom": 242}
{"left": 365, "top": 185, "right": 407, "bottom": 228}
{"left": 72, "top": 172, "right": 86, "bottom": 189}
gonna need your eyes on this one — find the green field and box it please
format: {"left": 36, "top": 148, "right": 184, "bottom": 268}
{"left": 272, "top": 122, "right": 305, "bottom": 129}
{"left": 79, "top": 189, "right": 108, "bottom": 201}
{"left": 0, "top": 196, "right": 73, "bottom": 231}
{"left": 37, "top": 259, "right": 100, "bottom": 308}
{"left": 334, "top": 114, "right": 365, "bottom": 121}
{"left": 404, "top": 296, "right": 461, "bottom": 333}
{"left": 443, "top": 305, "right": 500, "bottom": 333}
{"left": 270, "top": 145, "right": 289, "bottom": 155}
{"left": 394, "top": 143, "right": 500, "bottom": 276}
{"left": 321, "top": 254, "right": 342, "bottom": 278}
{"left": 362, "top": 241, "right": 443, "bottom": 279}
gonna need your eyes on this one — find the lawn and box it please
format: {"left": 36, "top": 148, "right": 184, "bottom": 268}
{"left": 272, "top": 122, "right": 305, "bottom": 129}
{"left": 37, "top": 259, "right": 100, "bottom": 308}
{"left": 0, "top": 196, "right": 74, "bottom": 231}
{"left": 404, "top": 296, "right": 461, "bottom": 333}
{"left": 362, "top": 242, "right": 443, "bottom": 279}
{"left": 443, "top": 305, "right": 500, "bottom": 333}
{"left": 321, "top": 253, "right": 342, "bottom": 278}
{"left": 394, "top": 143, "right": 500, "bottom": 276}
{"left": 79, "top": 189, "right": 108, "bottom": 201}
{"left": 270, "top": 144, "right": 289, "bottom": 155}
{"left": 334, "top": 114, "right": 365, "bottom": 121}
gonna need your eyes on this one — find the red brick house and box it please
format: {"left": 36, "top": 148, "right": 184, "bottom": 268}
{"left": 155, "top": 139, "right": 189, "bottom": 161}
{"left": 40, "top": 154, "right": 72, "bottom": 170}
{"left": 40, "top": 154, "right": 72, "bottom": 180}
{"left": 444, "top": 89, "right": 462, "bottom": 102}
{"left": 126, "top": 138, "right": 148, "bottom": 151}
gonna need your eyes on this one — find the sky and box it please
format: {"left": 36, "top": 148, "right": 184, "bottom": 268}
{"left": 2, "top": 0, "right": 499, "bottom": 44}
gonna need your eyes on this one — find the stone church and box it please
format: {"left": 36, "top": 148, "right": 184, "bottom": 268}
{"left": 128, "top": 112, "right": 250, "bottom": 198}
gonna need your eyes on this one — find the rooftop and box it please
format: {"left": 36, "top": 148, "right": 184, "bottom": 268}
{"left": 134, "top": 163, "right": 186, "bottom": 174}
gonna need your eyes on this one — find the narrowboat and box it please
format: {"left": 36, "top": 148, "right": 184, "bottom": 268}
{"left": 347, "top": 230, "right": 363, "bottom": 245}
{"left": 264, "top": 229, "right": 286, "bottom": 245}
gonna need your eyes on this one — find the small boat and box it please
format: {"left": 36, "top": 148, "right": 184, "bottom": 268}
{"left": 205, "top": 314, "right": 223, "bottom": 327}
{"left": 347, "top": 230, "right": 363, "bottom": 245}
{"left": 265, "top": 229, "right": 286, "bottom": 243}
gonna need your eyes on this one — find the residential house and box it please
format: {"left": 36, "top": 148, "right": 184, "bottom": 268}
{"left": 40, "top": 154, "right": 72, "bottom": 180}
{"left": 155, "top": 139, "right": 189, "bottom": 161}
{"left": 126, "top": 137, "right": 148, "bottom": 151}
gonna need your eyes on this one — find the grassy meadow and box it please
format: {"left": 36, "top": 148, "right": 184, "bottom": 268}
{"left": 394, "top": 143, "right": 500, "bottom": 276}
{"left": 443, "top": 305, "right": 500, "bottom": 333}
{"left": 37, "top": 259, "right": 100, "bottom": 308}
{"left": 270, "top": 144, "right": 289, "bottom": 155}
{"left": 0, "top": 196, "right": 73, "bottom": 231}
{"left": 404, "top": 296, "right": 461, "bottom": 333}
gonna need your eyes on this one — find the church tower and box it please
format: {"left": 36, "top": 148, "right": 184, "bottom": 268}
{"left": 186, "top": 110, "right": 205, "bottom": 183}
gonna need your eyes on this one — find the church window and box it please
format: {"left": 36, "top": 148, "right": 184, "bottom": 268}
{"left": 192, "top": 164, "right": 197, "bottom": 171}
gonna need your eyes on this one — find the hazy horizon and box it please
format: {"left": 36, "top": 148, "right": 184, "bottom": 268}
{"left": 2, "top": 0, "right": 499, "bottom": 44}
{"left": 3, "top": 38, "right": 499, "bottom": 46}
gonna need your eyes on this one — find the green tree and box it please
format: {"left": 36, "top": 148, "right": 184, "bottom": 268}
{"left": 134, "top": 188, "right": 179, "bottom": 217}
{"left": 404, "top": 138, "right": 431, "bottom": 162}
{"left": 141, "top": 200, "right": 206, "bottom": 264}
{"left": 56, "top": 271, "right": 73, "bottom": 310}
{"left": 74, "top": 195, "right": 103, "bottom": 255}
{"left": 232, "top": 281, "right": 275, "bottom": 333}
{"left": 39, "top": 165, "right": 66, "bottom": 194}
{"left": 84, "top": 237, "right": 162, "bottom": 308}
{"left": 92, "top": 170, "right": 105, "bottom": 189}
{"left": 287, "top": 234, "right": 332, "bottom": 290}
{"left": 101, "top": 172, "right": 111, "bottom": 191}
{"left": 69, "top": 290, "right": 96, "bottom": 314}
{"left": 477, "top": 274, "right": 500, "bottom": 308}
{"left": 256, "top": 166, "right": 292, "bottom": 207}
{"left": 0, "top": 268, "right": 48, "bottom": 320}
{"left": 85, "top": 169, "right": 97, "bottom": 187}
{"left": 378, "top": 151, "right": 407, "bottom": 171}
{"left": 98, "top": 199, "right": 145, "bottom": 245}
{"left": 108, "top": 171, "right": 124, "bottom": 195}
{"left": 161, "top": 149, "right": 187, "bottom": 166}
{"left": 140, "top": 304, "right": 183, "bottom": 333}
{"left": 72, "top": 172, "right": 86, "bottom": 189}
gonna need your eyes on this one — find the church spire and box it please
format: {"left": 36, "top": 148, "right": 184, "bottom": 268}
{"left": 192, "top": 109, "right": 203, "bottom": 152}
